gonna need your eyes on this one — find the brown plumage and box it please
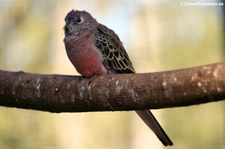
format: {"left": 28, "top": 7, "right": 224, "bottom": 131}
{"left": 64, "top": 10, "right": 173, "bottom": 146}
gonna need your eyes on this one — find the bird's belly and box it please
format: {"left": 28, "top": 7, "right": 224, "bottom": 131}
{"left": 65, "top": 33, "right": 107, "bottom": 77}
{"left": 73, "top": 55, "right": 107, "bottom": 78}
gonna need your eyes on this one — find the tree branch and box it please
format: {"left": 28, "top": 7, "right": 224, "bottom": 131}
{"left": 0, "top": 61, "right": 225, "bottom": 113}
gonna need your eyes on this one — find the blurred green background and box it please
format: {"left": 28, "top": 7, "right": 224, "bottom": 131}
{"left": 0, "top": 0, "right": 224, "bottom": 149}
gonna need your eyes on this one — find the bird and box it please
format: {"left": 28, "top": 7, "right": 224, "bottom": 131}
{"left": 63, "top": 9, "right": 173, "bottom": 146}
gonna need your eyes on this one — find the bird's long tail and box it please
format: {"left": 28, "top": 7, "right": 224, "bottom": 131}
{"left": 135, "top": 110, "right": 173, "bottom": 146}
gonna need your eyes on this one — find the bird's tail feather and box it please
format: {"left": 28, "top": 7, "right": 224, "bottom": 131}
{"left": 135, "top": 110, "right": 173, "bottom": 146}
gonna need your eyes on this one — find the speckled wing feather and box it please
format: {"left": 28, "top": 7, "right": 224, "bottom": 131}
{"left": 94, "top": 24, "right": 173, "bottom": 146}
{"left": 94, "top": 24, "right": 135, "bottom": 74}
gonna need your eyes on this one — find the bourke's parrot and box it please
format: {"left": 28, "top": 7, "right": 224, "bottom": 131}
{"left": 63, "top": 10, "right": 173, "bottom": 146}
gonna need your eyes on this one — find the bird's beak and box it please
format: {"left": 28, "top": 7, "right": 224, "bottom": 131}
{"left": 64, "top": 22, "right": 74, "bottom": 36}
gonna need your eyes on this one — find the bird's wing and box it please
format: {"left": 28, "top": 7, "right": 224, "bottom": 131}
{"left": 94, "top": 24, "right": 135, "bottom": 74}
{"left": 94, "top": 24, "right": 173, "bottom": 146}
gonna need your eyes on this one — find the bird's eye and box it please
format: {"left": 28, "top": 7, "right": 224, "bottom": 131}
{"left": 76, "top": 16, "right": 81, "bottom": 23}
{"left": 75, "top": 16, "right": 83, "bottom": 24}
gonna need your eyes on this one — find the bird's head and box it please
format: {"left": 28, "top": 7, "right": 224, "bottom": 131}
{"left": 64, "top": 10, "right": 98, "bottom": 36}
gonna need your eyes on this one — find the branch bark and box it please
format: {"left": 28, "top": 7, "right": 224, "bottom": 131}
{"left": 0, "top": 61, "right": 225, "bottom": 113}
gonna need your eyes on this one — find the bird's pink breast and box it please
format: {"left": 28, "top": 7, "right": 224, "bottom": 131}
{"left": 65, "top": 33, "right": 107, "bottom": 78}
{"left": 73, "top": 54, "right": 107, "bottom": 77}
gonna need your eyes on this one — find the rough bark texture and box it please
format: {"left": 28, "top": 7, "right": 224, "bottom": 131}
{"left": 0, "top": 61, "right": 225, "bottom": 113}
